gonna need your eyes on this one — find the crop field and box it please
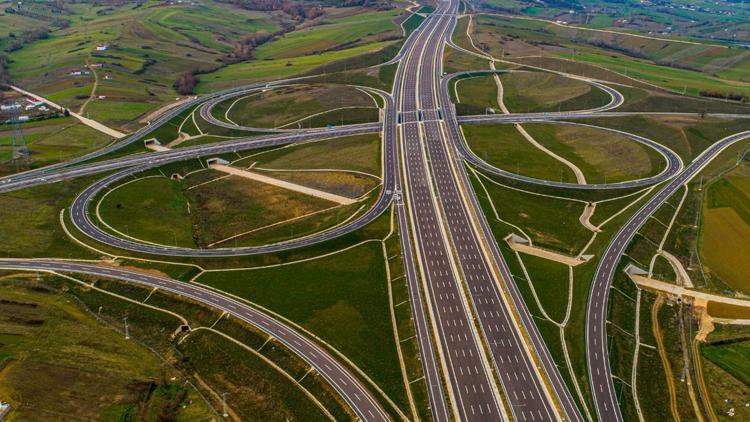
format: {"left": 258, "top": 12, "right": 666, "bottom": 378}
{"left": 699, "top": 163, "right": 750, "bottom": 294}
{"left": 217, "top": 84, "right": 377, "bottom": 129}
{"left": 0, "top": 117, "right": 112, "bottom": 176}
{"left": 703, "top": 340, "right": 750, "bottom": 387}
{"left": 0, "top": 281, "right": 212, "bottom": 420}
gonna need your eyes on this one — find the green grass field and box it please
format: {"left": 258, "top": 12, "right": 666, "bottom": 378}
{"left": 242, "top": 133, "right": 382, "bottom": 175}
{"left": 0, "top": 117, "right": 112, "bottom": 176}
{"left": 703, "top": 340, "right": 750, "bottom": 387}
{"left": 0, "top": 280, "right": 213, "bottom": 420}
{"left": 197, "top": 40, "right": 396, "bottom": 92}
{"left": 196, "top": 240, "right": 412, "bottom": 415}
{"left": 522, "top": 123, "right": 662, "bottom": 184}
{"left": 462, "top": 123, "right": 577, "bottom": 183}
{"left": 97, "top": 167, "right": 375, "bottom": 249}
{"left": 217, "top": 84, "right": 377, "bottom": 128}
{"left": 472, "top": 13, "right": 750, "bottom": 98}
{"left": 254, "top": 8, "right": 400, "bottom": 60}
{"left": 699, "top": 162, "right": 750, "bottom": 294}
{"left": 5, "top": 1, "right": 287, "bottom": 128}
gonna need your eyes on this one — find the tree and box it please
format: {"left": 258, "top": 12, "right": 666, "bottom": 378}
{"left": 173, "top": 71, "right": 198, "bottom": 95}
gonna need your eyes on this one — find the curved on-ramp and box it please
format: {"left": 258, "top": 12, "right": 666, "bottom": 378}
{"left": 0, "top": 259, "right": 389, "bottom": 421}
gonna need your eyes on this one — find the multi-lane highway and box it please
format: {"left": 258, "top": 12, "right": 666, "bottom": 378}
{"left": 586, "top": 130, "right": 750, "bottom": 421}
{"left": 2, "top": 0, "right": 749, "bottom": 419}
{"left": 395, "top": 1, "right": 576, "bottom": 420}
{"left": 0, "top": 259, "right": 389, "bottom": 422}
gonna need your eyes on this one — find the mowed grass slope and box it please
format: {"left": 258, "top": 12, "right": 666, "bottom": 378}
{"left": 522, "top": 123, "right": 663, "bottom": 184}
{"left": 98, "top": 133, "right": 382, "bottom": 248}
{"left": 196, "top": 241, "right": 412, "bottom": 415}
{"left": 0, "top": 282, "right": 213, "bottom": 420}
{"left": 220, "top": 84, "right": 377, "bottom": 128}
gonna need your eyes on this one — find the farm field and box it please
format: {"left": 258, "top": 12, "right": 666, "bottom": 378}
{"left": 470, "top": 13, "right": 750, "bottom": 99}
{"left": 699, "top": 162, "right": 750, "bottom": 294}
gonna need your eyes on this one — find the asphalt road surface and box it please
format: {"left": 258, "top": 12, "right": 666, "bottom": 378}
{"left": 0, "top": 259, "right": 390, "bottom": 422}
{"left": 586, "top": 130, "right": 750, "bottom": 421}
{"left": 395, "top": 0, "right": 572, "bottom": 420}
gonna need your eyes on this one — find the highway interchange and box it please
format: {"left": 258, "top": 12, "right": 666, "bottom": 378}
{"left": 1, "top": 0, "right": 750, "bottom": 420}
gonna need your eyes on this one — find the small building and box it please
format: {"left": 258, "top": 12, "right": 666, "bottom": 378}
{"left": 95, "top": 45, "right": 108, "bottom": 51}
{"left": 0, "top": 103, "right": 20, "bottom": 112}
{"left": 18, "top": 115, "right": 30, "bottom": 122}
{"left": 89, "top": 63, "right": 104, "bottom": 68}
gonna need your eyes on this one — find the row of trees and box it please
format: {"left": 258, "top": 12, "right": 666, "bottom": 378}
{"left": 218, "top": 0, "right": 323, "bottom": 21}
{"left": 699, "top": 90, "right": 748, "bottom": 103}
{"left": 4, "top": 28, "right": 50, "bottom": 53}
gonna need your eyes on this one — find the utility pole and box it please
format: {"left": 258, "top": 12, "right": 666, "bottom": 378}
{"left": 221, "top": 392, "right": 229, "bottom": 418}
{"left": 123, "top": 317, "right": 130, "bottom": 339}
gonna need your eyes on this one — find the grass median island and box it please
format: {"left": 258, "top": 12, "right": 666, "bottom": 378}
{"left": 245, "top": 133, "right": 382, "bottom": 175}
{"left": 0, "top": 280, "right": 213, "bottom": 420}
{"left": 579, "top": 115, "right": 750, "bottom": 162}
{"left": 98, "top": 176, "right": 195, "bottom": 248}
{"left": 196, "top": 240, "right": 411, "bottom": 416}
{"left": 521, "top": 123, "right": 663, "bottom": 184}
{"left": 499, "top": 71, "right": 611, "bottom": 113}
{"left": 179, "top": 331, "right": 329, "bottom": 421}
{"left": 470, "top": 169, "right": 591, "bottom": 255}
{"left": 0, "top": 117, "right": 112, "bottom": 177}
{"left": 462, "top": 123, "right": 577, "bottom": 183}
{"left": 455, "top": 75, "right": 500, "bottom": 115}
{"left": 220, "top": 84, "right": 377, "bottom": 129}
{"left": 185, "top": 174, "right": 349, "bottom": 248}
{"left": 254, "top": 170, "right": 379, "bottom": 198}
{"left": 97, "top": 168, "right": 376, "bottom": 249}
